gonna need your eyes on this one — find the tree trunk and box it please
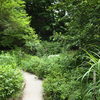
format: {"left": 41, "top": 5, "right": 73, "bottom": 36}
{"left": 93, "top": 70, "right": 96, "bottom": 100}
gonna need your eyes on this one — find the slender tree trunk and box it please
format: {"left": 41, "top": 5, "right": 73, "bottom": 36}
{"left": 93, "top": 70, "right": 96, "bottom": 100}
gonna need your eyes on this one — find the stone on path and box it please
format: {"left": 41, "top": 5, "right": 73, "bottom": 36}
{"left": 22, "top": 71, "right": 44, "bottom": 100}
{"left": 48, "top": 55, "right": 59, "bottom": 58}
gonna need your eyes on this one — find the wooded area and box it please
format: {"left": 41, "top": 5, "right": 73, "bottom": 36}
{"left": 0, "top": 0, "right": 100, "bottom": 100}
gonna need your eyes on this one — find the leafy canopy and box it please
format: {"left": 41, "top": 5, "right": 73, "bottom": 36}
{"left": 0, "top": 0, "right": 38, "bottom": 48}
{"left": 49, "top": 0, "right": 100, "bottom": 49}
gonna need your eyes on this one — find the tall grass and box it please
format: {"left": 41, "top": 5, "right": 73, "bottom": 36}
{"left": 82, "top": 50, "right": 100, "bottom": 100}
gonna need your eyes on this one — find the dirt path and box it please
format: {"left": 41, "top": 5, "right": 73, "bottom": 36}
{"left": 22, "top": 71, "right": 44, "bottom": 100}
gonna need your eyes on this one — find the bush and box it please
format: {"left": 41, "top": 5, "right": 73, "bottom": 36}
{"left": 21, "top": 55, "right": 40, "bottom": 73}
{"left": 20, "top": 51, "right": 76, "bottom": 79}
{"left": 35, "top": 56, "right": 61, "bottom": 79}
{"left": 0, "top": 65, "right": 23, "bottom": 100}
{"left": 36, "top": 41, "right": 62, "bottom": 57}
{"left": 42, "top": 70, "right": 83, "bottom": 100}
{"left": 43, "top": 75, "right": 67, "bottom": 100}
{"left": 23, "top": 42, "right": 42, "bottom": 55}
{"left": 0, "top": 51, "right": 17, "bottom": 67}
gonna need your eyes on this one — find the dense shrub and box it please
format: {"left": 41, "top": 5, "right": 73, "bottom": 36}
{"left": 43, "top": 73, "right": 82, "bottom": 100}
{"left": 23, "top": 42, "right": 42, "bottom": 55}
{"left": 36, "top": 41, "right": 62, "bottom": 57}
{"left": 20, "top": 51, "right": 76, "bottom": 78}
{"left": 0, "top": 65, "right": 23, "bottom": 100}
{"left": 0, "top": 51, "right": 24, "bottom": 100}
{"left": 35, "top": 56, "right": 61, "bottom": 79}
{"left": 21, "top": 55, "right": 40, "bottom": 73}
{"left": 0, "top": 51, "right": 17, "bottom": 66}
{"left": 38, "top": 52, "right": 89, "bottom": 100}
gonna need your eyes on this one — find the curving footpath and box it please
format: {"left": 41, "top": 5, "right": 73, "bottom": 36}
{"left": 22, "top": 71, "right": 44, "bottom": 100}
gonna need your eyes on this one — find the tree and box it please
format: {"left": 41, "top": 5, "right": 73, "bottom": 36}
{"left": 24, "top": 0, "right": 55, "bottom": 40}
{"left": 50, "top": 0, "right": 100, "bottom": 50}
{"left": 0, "top": 0, "right": 38, "bottom": 49}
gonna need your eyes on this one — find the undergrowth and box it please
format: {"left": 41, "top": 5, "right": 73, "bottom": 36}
{"left": 18, "top": 50, "right": 86, "bottom": 100}
{"left": 0, "top": 51, "right": 24, "bottom": 100}
{"left": 1, "top": 46, "right": 100, "bottom": 100}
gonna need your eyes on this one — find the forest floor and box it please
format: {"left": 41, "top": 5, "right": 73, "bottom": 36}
{"left": 21, "top": 71, "right": 44, "bottom": 100}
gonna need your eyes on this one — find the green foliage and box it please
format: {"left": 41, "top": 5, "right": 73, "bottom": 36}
{"left": 19, "top": 51, "right": 86, "bottom": 100}
{"left": 24, "top": 0, "right": 55, "bottom": 40}
{"left": 21, "top": 54, "right": 40, "bottom": 73}
{"left": 50, "top": 31, "right": 70, "bottom": 50}
{"left": 49, "top": 0, "right": 100, "bottom": 50}
{"left": 0, "top": 0, "right": 38, "bottom": 48}
{"left": 81, "top": 50, "right": 100, "bottom": 99}
{"left": 19, "top": 50, "right": 76, "bottom": 77}
{"left": 0, "top": 51, "right": 24, "bottom": 100}
{"left": 0, "top": 51, "right": 17, "bottom": 66}
{"left": 48, "top": 0, "right": 69, "bottom": 34}
{"left": 43, "top": 73, "right": 82, "bottom": 100}
{"left": 4, "top": 47, "right": 100, "bottom": 100}
{"left": 35, "top": 56, "right": 61, "bottom": 79}
{"left": 3, "top": 46, "right": 100, "bottom": 100}
{"left": 23, "top": 42, "right": 42, "bottom": 55}
{"left": 5, "top": 48, "right": 100, "bottom": 100}
{"left": 36, "top": 41, "right": 62, "bottom": 57}
{"left": 0, "top": 65, "right": 23, "bottom": 100}
{"left": 41, "top": 56, "right": 84, "bottom": 100}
